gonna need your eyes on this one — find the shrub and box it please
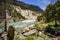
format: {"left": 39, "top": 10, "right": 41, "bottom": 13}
{"left": 25, "top": 36, "right": 34, "bottom": 40}
{"left": 37, "top": 16, "right": 42, "bottom": 21}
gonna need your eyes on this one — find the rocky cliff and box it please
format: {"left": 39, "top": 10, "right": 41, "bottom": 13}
{"left": 0, "top": 0, "right": 43, "bottom": 22}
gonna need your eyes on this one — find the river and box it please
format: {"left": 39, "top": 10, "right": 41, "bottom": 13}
{"left": 7, "top": 20, "right": 36, "bottom": 31}
{"left": 0, "top": 20, "right": 36, "bottom": 32}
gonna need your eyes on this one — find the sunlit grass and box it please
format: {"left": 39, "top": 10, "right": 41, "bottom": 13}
{"left": 48, "top": 21, "right": 60, "bottom": 25}
{"left": 25, "top": 36, "right": 34, "bottom": 40}
{"left": 39, "top": 33, "right": 48, "bottom": 40}
{"left": 14, "top": 36, "right": 34, "bottom": 40}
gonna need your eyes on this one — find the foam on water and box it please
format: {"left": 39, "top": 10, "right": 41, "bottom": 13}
{"left": 0, "top": 20, "right": 36, "bottom": 32}
{"left": 7, "top": 20, "right": 36, "bottom": 31}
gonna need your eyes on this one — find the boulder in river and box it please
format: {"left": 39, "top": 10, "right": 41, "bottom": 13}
{"left": 23, "top": 29, "right": 37, "bottom": 36}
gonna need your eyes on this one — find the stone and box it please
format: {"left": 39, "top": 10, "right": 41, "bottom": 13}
{"left": 23, "top": 29, "right": 37, "bottom": 36}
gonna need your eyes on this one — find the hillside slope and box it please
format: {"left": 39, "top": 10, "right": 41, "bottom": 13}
{"left": 0, "top": 0, "right": 43, "bottom": 23}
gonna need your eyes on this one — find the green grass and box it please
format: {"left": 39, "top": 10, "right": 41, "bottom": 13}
{"left": 14, "top": 37, "right": 20, "bottom": 40}
{"left": 34, "top": 22, "right": 48, "bottom": 31}
{"left": 48, "top": 21, "right": 55, "bottom": 25}
{"left": 39, "top": 34, "right": 46, "bottom": 39}
{"left": 14, "top": 36, "right": 34, "bottom": 40}
{"left": 25, "top": 36, "right": 34, "bottom": 40}
{"left": 48, "top": 21, "right": 60, "bottom": 25}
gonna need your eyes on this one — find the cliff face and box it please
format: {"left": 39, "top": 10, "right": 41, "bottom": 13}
{"left": 0, "top": 0, "right": 43, "bottom": 23}
{"left": 11, "top": 5, "right": 42, "bottom": 20}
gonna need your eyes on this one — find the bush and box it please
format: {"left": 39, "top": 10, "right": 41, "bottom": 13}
{"left": 25, "top": 36, "right": 34, "bottom": 40}
{"left": 12, "top": 9, "right": 26, "bottom": 19}
{"left": 45, "top": 25, "right": 56, "bottom": 35}
{"left": 39, "top": 34, "right": 47, "bottom": 40}
{"left": 14, "top": 37, "right": 20, "bottom": 40}
{"left": 37, "top": 16, "right": 41, "bottom": 21}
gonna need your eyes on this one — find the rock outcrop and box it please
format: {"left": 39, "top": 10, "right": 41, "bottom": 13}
{"left": 0, "top": 0, "right": 43, "bottom": 23}
{"left": 5, "top": 0, "right": 43, "bottom": 23}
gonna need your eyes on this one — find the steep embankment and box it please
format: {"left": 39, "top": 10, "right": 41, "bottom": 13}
{"left": 0, "top": 0, "right": 43, "bottom": 23}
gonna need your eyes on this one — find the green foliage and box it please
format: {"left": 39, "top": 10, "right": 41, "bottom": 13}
{"left": 45, "top": 25, "right": 56, "bottom": 34}
{"left": 44, "top": 4, "right": 56, "bottom": 22}
{"left": 32, "top": 13, "right": 35, "bottom": 15}
{"left": 0, "top": 10, "right": 2, "bottom": 15}
{"left": 14, "top": 37, "right": 21, "bottom": 40}
{"left": 7, "top": 0, "right": 43, "bottom": 12}
{"left": 14, "top": 36, "right": 34, "bottom": 40}
{"left": 6, "top": 1, "right": 27, "bottom": 20}
{"left": 37, "top": 16, "right": 42, "bottom": 21}
{"left": 45, "top": 22, "right": 60, "bottom": 35}
{"left": 11, "top": 9, "right": 26, "bottom": 19}
{"left": 25, "top": 36, "right": 34, "bottom": 40}
{"left": 44, "top": 1, "right": 60, "bottom": 22}
{"left": 35, "top": 24, "right": 41, "bottom": 30}
{"left": 44, "top": 1, "right": 60, "bottom": 36}
{"left": 39, "top": 34, "right": 47, "bottom": 40}
{"left": 34, "top": 22, "right": 47, "bottom": 31}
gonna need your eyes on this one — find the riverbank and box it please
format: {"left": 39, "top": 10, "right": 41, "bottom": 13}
{"left": 0, "top": 20, "right": 60, "bottom": 40}
{"left": 1, "top": 30, "right": 59, "bottom": 40}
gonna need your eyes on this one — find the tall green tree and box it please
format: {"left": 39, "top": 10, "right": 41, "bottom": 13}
{"left": 44, "top": 4, "right": 56, "bottom": 22}
{"left": 44, "top": 0, "right": 60, "bottom": 22}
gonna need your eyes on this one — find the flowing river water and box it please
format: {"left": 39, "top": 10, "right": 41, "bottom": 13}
{"left": 0, "top": 20, "right": 36, "bottom": 32}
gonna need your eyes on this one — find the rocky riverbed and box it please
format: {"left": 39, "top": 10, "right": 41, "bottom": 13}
{"left": 0, "top": 30, "right": 59, "bottom": 40}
